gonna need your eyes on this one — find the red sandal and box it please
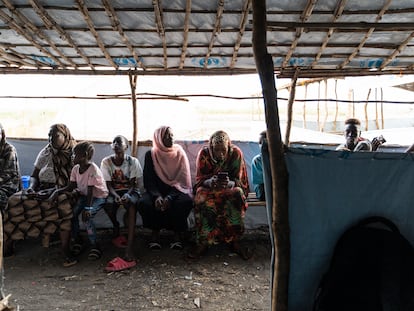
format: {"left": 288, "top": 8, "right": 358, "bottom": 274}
{"left": 105, "top": 256, "right": 137, "bottom": 272}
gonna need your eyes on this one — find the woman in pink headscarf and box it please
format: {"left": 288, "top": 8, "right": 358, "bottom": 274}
{"left": 138, "top": 126, "right": 193, "bottom": 250}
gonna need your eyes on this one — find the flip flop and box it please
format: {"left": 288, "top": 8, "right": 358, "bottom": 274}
{"left": 112, "top": 235, "right": 128, "bottom": 248}
{"left": 105, "top": 256, "right": 137, "bottom": 272}
{"left": 170, "top": 241, "right": 183, "bottom": 250}
{"left": 149, "top": 242, "right": 161, "bottom": 250}
{"left": 88, "top": 247, "right": 102, "bottom": 261}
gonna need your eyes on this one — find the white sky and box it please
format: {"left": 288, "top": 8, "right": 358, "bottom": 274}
{"left": 0, "top": 74, "right": 413, "bottom": 144}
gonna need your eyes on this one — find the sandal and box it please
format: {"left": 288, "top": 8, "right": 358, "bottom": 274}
{"left": 149, "top": 242, "right": 161, "bottom": 250}
{"left": 112, "top": 235, "right": 128, "bottom": 248}
{"left": 63, "top": 256, "right": 78, "bottom": 267}
{"left": 231, "top": 242, "right": 254, "bottom": 260}
{"left": 71, "top": 242, "right": 83, "bottom": 256}
{"left": 187, "top": 244, "right": 208, "bottom": 259}
{"left": 88, "top": 247, "right": 102, "bottom": 261}
{"left": 170, "top": 241, "right": 183, "bottom": 250}
{"left": 105, "top": 256, "right": 137, "bottom": 272}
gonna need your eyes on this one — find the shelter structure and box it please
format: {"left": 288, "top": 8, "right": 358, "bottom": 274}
{"left": 1, "top": 1, "right": 414, "bottom": 311}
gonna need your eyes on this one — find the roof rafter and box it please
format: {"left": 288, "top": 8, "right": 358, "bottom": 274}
{"left": 311, "top": 0, "right": 347, "bottom": 67}
{"left": 0, "top": 9, "right": 62, "bottom": 67}
{"left": 338, "top": 0, "right": 393, "bottom": 69}
{"left": 102, "top": 0, "right": 145, "bottom": 70}
{"left": 203, "top": 0, "right": 225, "bottom": 69}
{"left": 152, "top": 0, "right": 167, "bottom": 69}
{"left": 282, "top": 0, "right": 317, "bottom": 69}
{"left": 2, "top": 0, "right": 76, "bottom": 68}
{"left": 380, "top": 31, "right": 414, "bottom": 70}
{"left": 75, "top": 0, "right": 117, "bottom": 68}
{"left": 28, "top": 0, "right": 94, "bottom": 69}
{"left": 179, "top": 0, "right": 192, "bottom": 70}
{"left": 230, "top": 0, "right": 251, "bottom": 69}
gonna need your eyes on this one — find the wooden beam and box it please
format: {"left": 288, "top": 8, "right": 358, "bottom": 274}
{"left": 311, "top": 0, "right": 347, "bottom": 67}
{"left": 339, "top": 0, "right": 392, "bottom": 69}
{"left": 129, "top": 72, "right": 138, "bottom": 157}
{"left": 2, "top": 0, "right": 76, "bottom": 68}
{"left": 29, "top": 0, "right": 94, "bottom": 70}
{"left": 267, "top": 21, "right": 414, "bottom": 30}
{"left": 282, "top": 0, "right": 317, "bottom": 69}
{"left": 75, "top": 0, "right": 118, "bottom": 68}
{"left": 179, "top": 0, "right": 192, "bottom": 69}
{"left": 203, "top": 0, "right": 224, "bottom": 69}
{"left": 153, "top": 0, "right": 167, "bottom": 69}
{"left": 230, "top": 0, "right": 251, "bottom": 68}
{"left": 285, "top": 68, "right": 299, "bottom": 146}
{"left": 252, "top": 1, "right": 290, "bottom": 310}
{"left": 102, "top": 0, "right": 145, "bottom": 70}
{"left": 0, "top": 9, "right": 63, "bottom": 68}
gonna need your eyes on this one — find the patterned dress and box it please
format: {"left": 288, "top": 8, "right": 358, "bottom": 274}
{"left": 3, "top": 124, "right": 77, "bottom": 241}
{"left": 0, "top": 128, "right": 21, "bottom": 211}
{"left": 194, "top": 145, "right": 249, "bottom": 245}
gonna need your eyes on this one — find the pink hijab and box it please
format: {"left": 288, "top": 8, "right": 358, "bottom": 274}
{"left": 151, "top": 126, "right": 192, "bottom": 196}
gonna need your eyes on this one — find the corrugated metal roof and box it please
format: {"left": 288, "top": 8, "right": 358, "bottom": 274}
{"left": 0, "top": 0, "right": 413, "bottom": 78}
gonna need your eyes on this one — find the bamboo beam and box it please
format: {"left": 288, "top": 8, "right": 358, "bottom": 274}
{"left": 252, "top": 1, "right": 290, "bottom": 310}
{"left": 75, "top": 0, "right": 117, "bottom": 68}
{"left": 179, "top": 0, "right": 192, "bottom": 69}
{"left": 203, "top": 0, "right": 225, "bottom": 69}
{"left": 153, "top": 0, "right": 167, "bottom": 69}
{"left": 0, "top": 9, "right": 63, "bottom": 68}
{"left": 230, "top": 0, "right": 251, "bottom": 68}
{"left": 129, "top": 72, "right": 138, "bottom": 157}
{"left": 282, "top": 0, "right": 316, "bottom": 68}
{"left": 285, "top": 68, "right": 299, "bottom": 146}
{"left": 311, "top": 0, "right": 347, "bottom": 67}
{"left": 29, "top": 0, "right": 94, "bottom": 70}
{"left": 102, "top": 0, "right": 145, "bottom": 70}
{"left": 267, "top": 21, "right": 414, "bottom": 31}
{"left": 379, "top": 31, "right": 414, "bottom": 70}
{"left": 339, "top": 0, "right": 392, "bottom": 69}
{"left": 2, "top": 0, "right": 76, "bottom": 68}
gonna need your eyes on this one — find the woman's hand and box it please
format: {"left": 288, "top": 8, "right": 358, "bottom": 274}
{"left": 155, "top": 196, "right": 164, "bottom": 210}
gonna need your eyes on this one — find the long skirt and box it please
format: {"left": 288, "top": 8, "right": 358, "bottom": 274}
{"left": 3, "top": 191, "right": 77, "bottom": 242}
{"left": 194, "top": 186, "right": 247, "bottom": 245}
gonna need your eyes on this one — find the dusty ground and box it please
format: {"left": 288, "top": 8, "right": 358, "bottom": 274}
{"left": 2, "top": 227, "right": 271, "bottom": 311}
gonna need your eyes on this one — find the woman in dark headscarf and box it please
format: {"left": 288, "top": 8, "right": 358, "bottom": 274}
{"left": 0, "top": 123, "right": 21, "bottom": 211}
{"left": 189, "top": 130, "right": 250, "bottom": 259}
{"left": 3, "top": 124, "right": 78, "bottom": 266}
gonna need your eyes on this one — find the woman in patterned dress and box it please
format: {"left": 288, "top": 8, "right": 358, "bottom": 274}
{"left": 3, "top": 124, "right": 78, "bottom": 266}
{"left": 189, "top": 130, "right": 250, "bottom": 259}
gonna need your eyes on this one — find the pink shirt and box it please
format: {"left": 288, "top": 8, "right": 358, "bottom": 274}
{"left": 70, "top": 162, "right": 108, "bottom": 199}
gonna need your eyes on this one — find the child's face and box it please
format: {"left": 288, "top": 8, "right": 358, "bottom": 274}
{"left": 73, "top": 150, "right": 88, "bottom": 165}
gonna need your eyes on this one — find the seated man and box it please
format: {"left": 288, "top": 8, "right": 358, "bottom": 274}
{"left": 336, "top": 118, "right": 372, "bottom": 151}
{"left": 251, "top": 130, "right": 266, "bottom": 201}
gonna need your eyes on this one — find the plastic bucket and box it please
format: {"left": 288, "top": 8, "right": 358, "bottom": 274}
{"left": 21, "top": 175, "right": 30, "bottom": 189}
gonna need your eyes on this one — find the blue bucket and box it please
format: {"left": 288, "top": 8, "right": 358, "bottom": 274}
{"left": 21, "top": 175, "right": 30, "bottom": 189}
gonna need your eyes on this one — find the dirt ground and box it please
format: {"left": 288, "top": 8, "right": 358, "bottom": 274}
{"left": 2, "top": 227, "right": 271, "bottom": 311}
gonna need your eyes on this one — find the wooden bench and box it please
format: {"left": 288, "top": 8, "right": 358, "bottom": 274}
{"left": 246, "top": 192, "right": 266, "bottom": 207}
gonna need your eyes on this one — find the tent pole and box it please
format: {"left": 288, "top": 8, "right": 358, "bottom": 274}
{"left": 285, "top": 68, "right": 299, "bottom": 146}
{"left": 252, "top": 1, "right": 290, "bottom": 310}
{"left": 129, "top": 71, "right": 138, "bottom": 157}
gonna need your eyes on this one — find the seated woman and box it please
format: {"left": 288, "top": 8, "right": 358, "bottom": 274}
{"left": 101, "top": 135, "right": 143, "bottom": 262}
{"left": 138, "top": 126, "right": 193, "bottom": 250}
{"left": 3, "top": 124, "right": 78, "bottom": 267}
{"left": 189, "top": 130, "right": 250, "bottom": 259}
{"left": 0, "top": 123, "right": 21, "bottom": 212}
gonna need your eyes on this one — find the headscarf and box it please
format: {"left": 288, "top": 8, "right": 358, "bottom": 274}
{"left": 151, "top": 126, "right": 192, "bottom": 195}
{"left": 208, "top": 130, "right": 232, "bottom": 163}
{"left": 47, "top": 124, "right": 76, "bottom": 187}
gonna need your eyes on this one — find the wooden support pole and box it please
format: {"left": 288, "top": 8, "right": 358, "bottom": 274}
{"left": 129, "top": 71, "right": 138, "bottom": 157}
{"left": 252, "top": 1, "right": 290, "bottom": 310}
{"left": 285, "top": 68, "right": 299, "bottom": 146}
